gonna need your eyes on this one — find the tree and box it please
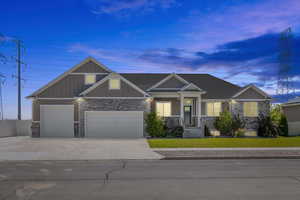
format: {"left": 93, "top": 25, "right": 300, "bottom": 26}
{"left": 145, "top": 112, "right": 165, "bottom": 137}
{"left": 214, "top": 111, "right": 233, "bottom": 136}
{"left": 270, "top": 105, "right": 288, "bottom": 136}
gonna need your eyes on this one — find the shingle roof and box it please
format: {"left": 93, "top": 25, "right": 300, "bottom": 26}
{"left": 120, "top": 73, "right": 241, "bottom": 99}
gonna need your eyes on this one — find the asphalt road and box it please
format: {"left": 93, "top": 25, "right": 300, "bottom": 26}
{"left": 1, "top": 159, "right": 300, "bottom": 200}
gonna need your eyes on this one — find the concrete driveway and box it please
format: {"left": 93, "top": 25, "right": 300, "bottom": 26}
{"left": 0, "top": 137, "right": 163, "bottom": 161}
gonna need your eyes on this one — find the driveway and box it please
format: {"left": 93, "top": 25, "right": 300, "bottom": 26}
{"left": 0, "top": 137, "right": 163, "bottom": 161}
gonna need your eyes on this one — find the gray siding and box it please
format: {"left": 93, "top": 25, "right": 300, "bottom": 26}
{"left": 157, "top": 77, "right": 186, "bottom": 88}
{"left": 33, "top": 99, "right": 78, "bottom": 121}
{"left": 86, "top": 80, "right": 144, "bottom": 97}
{"left": 72, "top": 61, "right": 110, "bottom": 73}
{"left": 235, "top": 88, "right": 266, "bottom": 99}
{"left": 38, "top": 75, "right": 87, "bottom": 98}
{"left": 151, "top": 98, "right": 180, "bottom": 116}
{"left": 283, "top": 105, "right": 300, "bottom": 122}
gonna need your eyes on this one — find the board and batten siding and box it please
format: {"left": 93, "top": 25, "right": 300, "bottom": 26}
{"left": 85, "top": 80, "right": 145, "bottom": 97}
{"left": 234, "top": 88, "right": 265, "bottom": 99}
{"left": 33, "top": 99, "right": 78, "bottom": 122}
{"left": 283, "top": 105, "right": 300, "bottom": 136}
{"left": 157, "top": 77, "right": 186, "bottom": 88}
{"left": 72, "top": 61, "right": 110, "bottom": 73}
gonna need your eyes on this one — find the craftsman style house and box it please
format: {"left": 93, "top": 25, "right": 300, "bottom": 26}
{"left": 27, "top": 57, "right": 271, "bottom": 138}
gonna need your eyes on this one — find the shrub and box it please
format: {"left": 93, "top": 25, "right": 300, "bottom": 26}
{"left": 232, "top": 114, "right": 246, "bottom": 134}
{"left": 270, "top": 105, "right": 288, "bottom": 136}
{"left": 168, "top": 126, "right": 184, "bottom": 138}
{"left": 257, "top": 114, "right": 280, "bottom": 137}
{"left": 145, "top": 112, "right": 166, "bottom": 137}
{"left": 204, "top": 125, "right": 211, "bottom": 137}
{"left": 234, "top": 128, "right": 246, "bottom": 137}
{"left": 214, "top": 111, "right": 233, "bottom": 136}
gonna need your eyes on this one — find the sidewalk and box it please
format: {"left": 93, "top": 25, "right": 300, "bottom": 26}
{"left": 154, "top": 148, "right": 300, "bottom": 160}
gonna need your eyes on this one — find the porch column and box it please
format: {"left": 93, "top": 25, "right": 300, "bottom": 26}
{"left": 197, "top": 95, "right": 201, "bottom": 127}
{"left": 180, "top": 93, "right": 184, "bottom": 126}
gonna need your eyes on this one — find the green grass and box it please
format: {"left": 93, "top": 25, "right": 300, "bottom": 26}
{"left": 148, "top": 137, "right": 300, "bottom": 148}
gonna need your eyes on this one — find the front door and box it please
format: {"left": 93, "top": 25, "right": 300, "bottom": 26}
{"left": 184, "top": 105, "right": 192, "bottom": 126}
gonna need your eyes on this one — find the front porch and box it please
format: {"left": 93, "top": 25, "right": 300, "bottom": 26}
{"left": 150, "top": 92, "right": 204, "bottom": 137}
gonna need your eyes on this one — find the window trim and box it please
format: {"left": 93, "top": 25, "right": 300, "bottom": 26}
{"left": 206, "top": 102, "right": 222, "bottom": 117}
{"left": 109, "top": 78, "right": 121, "bottom": 90}
{"left": 85, "top": 74, "right": 96, "bottom": 85}
{"left": 156, "top": 101, "right": 172, "bottom": 117}
{"left": 243, "top": 102, "right": 258, "bottom": 117}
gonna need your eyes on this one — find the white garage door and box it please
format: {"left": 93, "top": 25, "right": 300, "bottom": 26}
{"left": 85, "top": 111, "right": 144, "bottom": 138}
{"left": 40, "top": 105, "right": 74, "bottom": 137}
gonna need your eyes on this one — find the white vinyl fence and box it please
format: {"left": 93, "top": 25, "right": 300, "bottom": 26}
{"left": 0, "top": 120, "right": 32, "bottom": 137}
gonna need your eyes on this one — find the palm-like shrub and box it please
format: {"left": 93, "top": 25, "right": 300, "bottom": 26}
{"left": 257, "top": 114, "right": 280, "bottom": 137}
{"left": 145, "top": 112, "right": 166, "bottom": 137}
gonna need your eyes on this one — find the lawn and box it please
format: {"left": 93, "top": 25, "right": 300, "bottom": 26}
{"left": 148, "top": 137, "right": 300, "bottom": 148}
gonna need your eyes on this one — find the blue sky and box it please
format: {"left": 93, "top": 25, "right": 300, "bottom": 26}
{"left": 0, "top": 0, "right": 300, "bottom": 119}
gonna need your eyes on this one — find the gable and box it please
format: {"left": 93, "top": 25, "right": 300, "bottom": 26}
{"left": 234, "top": 87, "right": 266, "bottom": 99}
{"left": 38, "top": 75, "right": 87, "bottom": 98}
{"left": 72, "top": 61, "right": 110, "bottom": 73}
{"left": 85, "top": 79, "right": 144, "bottom": 97}
{"left": 157, "top": 77, "right": 186, "bottom": 88}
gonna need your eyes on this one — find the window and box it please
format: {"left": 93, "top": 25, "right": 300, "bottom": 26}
{"left": 156, "top": 102, "right": 171, "bottom": 117}
{"left": 206, "top": 102, "right": 221, "bottom": 116}
{"left": 85, "top": 74, "right": 96, "bottom": 85}
{"left": 243, "top": 102, "right": 258, "bottom": 117}
{"left": 109, "top": 79, "right": 120, "bottom": 90}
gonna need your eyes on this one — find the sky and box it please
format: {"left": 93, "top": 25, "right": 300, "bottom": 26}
{"left": 0, "top": 0, "right": 300, "bottom": 119}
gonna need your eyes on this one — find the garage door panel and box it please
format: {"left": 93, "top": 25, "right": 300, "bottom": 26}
{"left": 85, "top": 111, "right": 143, "bottom": 138}
{"left": 40, "top": 105, "right": 74, "bottom": 137}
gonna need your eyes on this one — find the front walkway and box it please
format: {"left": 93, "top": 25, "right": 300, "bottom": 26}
{"left": 0, "top": 137, "right": 163, "bottom": 161}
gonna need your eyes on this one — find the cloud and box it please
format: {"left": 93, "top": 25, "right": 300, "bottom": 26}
{"left": 178, "top": 0, "right": 300, "bottom": 50}
{"left": 86, "top": 0, "right": 177, "bottom": 15}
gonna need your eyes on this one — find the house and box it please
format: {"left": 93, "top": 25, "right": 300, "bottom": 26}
{"left": 282, "top": 97, "right": 300, "bottom": 136}
{"left": 27, "top": 57, "right": 271, "bottom": 138}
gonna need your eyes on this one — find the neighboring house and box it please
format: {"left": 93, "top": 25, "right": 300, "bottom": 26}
{"left": 282, "top": 97, "right": 300, "bottom": 136}
{"left": 26, "top": 57, "right": 271, "bottom": 138}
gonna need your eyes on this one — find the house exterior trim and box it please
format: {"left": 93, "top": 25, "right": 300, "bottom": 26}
{"left": 147, "top": 73, "right": 189, "bottom": 91}
{"left": 232, "top": 84, "right": 271, "bottom": 99}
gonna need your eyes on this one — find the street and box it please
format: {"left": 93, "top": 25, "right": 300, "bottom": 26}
{"left": 1, "top": 159, "right": 300, "bottom": 200}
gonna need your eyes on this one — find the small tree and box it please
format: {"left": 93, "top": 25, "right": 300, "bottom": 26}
{"left": 145, "top": 112, "right": 165, "bottom": 137}
{"left": 232, "top": 114, "right": 246, "bottom": 136}
{"left": 270, "top": 105, "right": 288, "bottom": 136}
{"left": 214, "top": 111, "right": 233, "bottom": 136}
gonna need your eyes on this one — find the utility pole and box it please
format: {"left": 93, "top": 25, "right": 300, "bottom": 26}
{"left": 13, "top": 39, "right": 24, "bottom": 120}
{"left": 0, "top": 74, "right": 4, "bottom": 120}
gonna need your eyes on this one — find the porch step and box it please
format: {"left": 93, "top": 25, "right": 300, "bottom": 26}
{"left": 183, "top": 128, "right": 203, "bottom": 138}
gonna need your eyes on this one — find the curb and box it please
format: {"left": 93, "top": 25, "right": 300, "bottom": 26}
{"left": 162, "top": 156, "right": 300, "bottom": 160}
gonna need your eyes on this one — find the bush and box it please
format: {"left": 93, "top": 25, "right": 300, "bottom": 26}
{"left": 204, "top": 125, "right": 211, "bottom": 137}
{"left": 234, "top": 128, "right": 246, "bottom": 137}
{"left": 270, "top": 105, "right": 288, "bottom": 136}
{"left": 167, "top": 126, "right": 184, "bottom": 138}
{"left": 214, "top": 111, "right": 233, "bottom": 136}
{"left": 145, "top": 112, "right": 166, "bottom": 137}
{"left": 232, "top": 114, "right": 246, "bottom": 134}
{"left": 257, "top": 114, "right": 280, "bottom": 137}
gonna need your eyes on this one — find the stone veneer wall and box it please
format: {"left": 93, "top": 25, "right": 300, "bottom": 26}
{"left": 78, "top": 99, "right": 150, "bottom": 137}
{"left": 202, "top": 100, "right": 270, "bottom": 132}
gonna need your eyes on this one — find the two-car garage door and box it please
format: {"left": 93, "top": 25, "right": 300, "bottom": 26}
{"left": 85, "top": 111, "right": 144, "bottom": 138}
{"left": 40, "top": 106, "right": 143, "bottom": 138}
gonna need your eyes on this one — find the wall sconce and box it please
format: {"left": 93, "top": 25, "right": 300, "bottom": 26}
{"left": 145, "top": 97, "right": 153, "bottom": 103}
{"left": 76, "top": 97, "right": 85, "bottom": 102}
